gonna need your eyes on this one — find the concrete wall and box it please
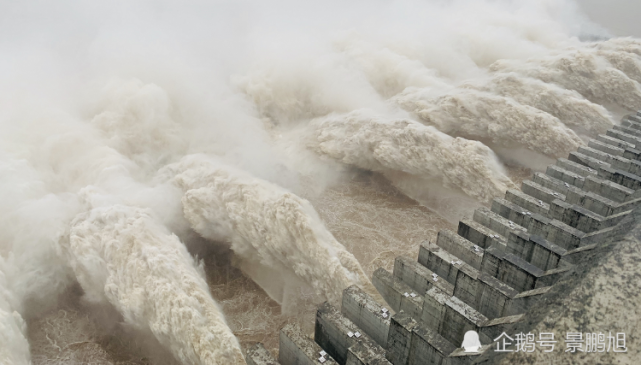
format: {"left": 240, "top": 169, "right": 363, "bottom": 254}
{"left": 276, "top": 113, "right": 641, "bottom": 365}
{"left": 247, "top": 343, "right": 279, "bottom": 365}
{"left": 341, "top": 285, "right": 391, "bottom": 349}
{"left": 280, "top": 323, "right": 338, "bottom": 365}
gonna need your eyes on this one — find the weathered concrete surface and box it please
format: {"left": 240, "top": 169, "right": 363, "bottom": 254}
{"left": 247, "top": 343, "right": 279, "bottom": 365}
{"left": 342, "top": 285, "right": 391, "bottom": 349}
{"left": 280, "top": 322, "right": 338, "bottom": 365}
{"left": 475, "top": 207, "right": 641, "bottom": 365}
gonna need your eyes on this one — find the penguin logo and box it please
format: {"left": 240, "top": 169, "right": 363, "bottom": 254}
{"left": 462, "top": 330, "right": 482, "bottom": 353}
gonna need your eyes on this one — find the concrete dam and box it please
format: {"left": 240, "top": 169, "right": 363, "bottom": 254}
{"left": 7, "top": 3, "right": 641, "bottom": 364}
{"left": 246, "top": 112, "right": 641, "bottom": 365}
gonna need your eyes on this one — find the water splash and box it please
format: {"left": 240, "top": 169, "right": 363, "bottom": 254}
{"left": 480, "top": 72, "right": 613, "bottom": 135}
{"left": 58, "top": 197, "right": 246, "bottom": 365}
{"left": 394, "top": 88, "right": 585, "bottom": 157}
{"left": 305, "top": 110, "right": 516, "bottom": 203}
{"left": 165, "top": 155, "right": 381, "bottom": 308}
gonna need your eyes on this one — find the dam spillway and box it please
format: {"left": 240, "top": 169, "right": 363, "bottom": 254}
{"left": 247, "top": 112, "right": 641, "bottom": 365}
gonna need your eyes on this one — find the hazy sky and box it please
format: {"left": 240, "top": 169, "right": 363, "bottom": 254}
{"left": 577, "top": 0, "right": 641, "bottom": 37}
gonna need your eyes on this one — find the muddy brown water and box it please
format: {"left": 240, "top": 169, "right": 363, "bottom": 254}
{"left": 28, "top": 167, "right": 529, "bottom": 364}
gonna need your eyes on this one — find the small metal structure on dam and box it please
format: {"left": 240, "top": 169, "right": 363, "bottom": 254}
{"left": 246, "top": 112, "right": 641, "bottom": 365}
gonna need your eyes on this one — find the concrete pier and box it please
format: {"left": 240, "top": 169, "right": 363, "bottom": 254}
{"left": 505, "top": 189, "right": 549, "bottom": 216}
{"left": 315, "top": 302, "right": 390, "bottom": 365}
{"left": 557, "top": 158, "right": 598, "bottom": 177}
{"left": 473, "top": 207, "right": 527, "bottom": 239}
{"left": 507, "top": 232, "right": 565, "bottom": 271}
{"left": 418, "top": 241, "right": 467, "bottom": 286}
{"left": 521, "top": 180, "right": 565, "bottom": 204}
{"left": 599, "top": 166, "right": 641, "bottom": 190}
{"left": 435, "top": 229, "right": 484, "bottom": 269}
{"left": 421, "top": 287, "right": 491, "bottom": 346}
{"left": 372, "top": 268, "right": 423, "bottom": 319}
{"left": 247, "top": 343, "right": 279, "bottom": 365}
{"left": 588, "top": 139, "right": 625, "bottom": 157}
{"left": 457, "top": 219, "right": 507, "bottom": 250}
{"left": 606, "top": 129, "right": 641, "bottom": 148}
{"left": 280, "top": 323, "right": 338, "bottom": 365}
{"left": 393, "top": 256, "right": 455, "bottom": 297}
{"left": 490, "top": 198, "right": 550, "bottom": 237}
{"left": 342, "top": 285, "right": 391, "bottom": 349}
{"left": 546, "top": 165, "right": 585, "bottom": 188}
{"left": 387, "top": 312, "right": 469, "bottom": 365}
{"left": 273, "top": 111, "right": 641, "bottom": 365}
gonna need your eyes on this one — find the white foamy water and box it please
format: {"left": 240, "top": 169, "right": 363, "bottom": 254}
{"left": 394, "top": 88, "right": 586, "bottom": 157}
{"left": 164, "top": 155, "right": 380, "bottom": 308}
{"left": 0, "top": 261, "right": 30, "bottom": 365}
{"left": 1, "top": 0, "right": 641, "bottom": 363}
{"left": 480, "top": 73, "right": 614, "bottom": 135}
{"left": 490, "top": 49, "right": 641, "bottom": 111}
{"left": 593, "top": 37, "right": 641, "bottom": 58}
{"left": 305, "top": 110, "right": 515, "bottom": 203}
{"left": 58, "top": 199, "right": 246, "bottom": 365}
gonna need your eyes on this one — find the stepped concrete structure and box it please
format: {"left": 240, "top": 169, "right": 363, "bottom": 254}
{"left": 247, "top": 113, "right": 641, "bottom": 365}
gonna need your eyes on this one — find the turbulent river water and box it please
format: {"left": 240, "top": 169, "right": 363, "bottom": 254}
{"left": 1, "top": 0, "right": 640, "bottom": 364}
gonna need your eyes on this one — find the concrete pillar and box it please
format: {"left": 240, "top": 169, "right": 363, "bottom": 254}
{"left": 614, "top": 124, "right": 641, "bottom": 139}
{"left": 533, "top": 171, "right": 573, "bottom": 196}
{"left": 623, "top": 147, "right": 641, "bottom": 161}
{"left": 451, "top": 262, "right": 482, "bottom": 314}
{"left": 538, "top": 265, "right": 572, "bottom": 288}
{"left": 457, "top": 220, "right": 504, "bottom": 250}
{"left": 599, "top": 166, "right": 641, "bottom": 190}
{"left": 628, "top": 160, "right": 641, "bottom": 177}
{"left": 479, "top": 245, "right": 505, "bottom": 279}
{"left": 581, "top": 175, "right": 634, "bottom": 203}
{"left": 341, "top": 285, "right": 391, "bottom": 349}
{"left": 315, "top": 302, "right": 389, "bottom": 365}
{"left": 247, "top": 343, "right": 279, "bottom": 365}
{"left": 545, "top": 220, "right": 585, "bottom": 250}
{"left": 623, "top": 117, "right": 641, "bottom": 128}
{"left": 387, "top": 312, "right": 466, "bottom": 365}
{"left": 346, "top": 341, "right": 391, "bottom": 365}
{"left": 386, "top": 312, "right": 418, "bottom": 365}
{"left": 420, "top": 287, "right": 448, "bottom": 334}
{"left": 436, "top": 229, "right": 484, "bottom": 269}
{"left": 418, "top": 241, "right": 464, "bottom": 285}
{"left": 496, "top": 252, "right": 544, "bottom": 292}
{"left": 393, "top": 256, "right": 455, "bottom": 297}
{"left": 606, "top": 129, "right": 641, "bottom": 149}
{"left": 521, "top": 180, "right": 566, "bottom": 204}
{"left": 597, "top": 134, "right": 636, "bottom": 150}
{"left": 449, "top": 262, "right": 517, "bottom": 320}
{"left": 507, "top": 232, "right": 565, "bottom": 271}
{"left": 549, "top": 200, "right": 622, "bottom": 233}
{"left": 614, "top": 198, "right": 641, "bottom": 214}
{"left": 280, "top": 323, "right": 338, "bottom": 365}
{"left": 568, "top": 150, "right": 612, "bottom": 171}
{"left": 504, "top": 189, "right": 549, "bottom": 216}
{"left": 491, "top": 198, "right": 553, "bottom": 240}
{"left": 473, "top": 207, "right": 527, "bottom": 239}
{"left": 441, "top": 294, "right": 490, "bottom": 346}
{"left": 564, "top": 189, "right": 620, "bottom": 217}
{"left": 420, "top": 287, "right": 491, "bottom": 346}
{"left": 475, "top": 273, "right": 518, "bottom": 320}
{"left": 409, "top": 324, "right": 465, "bottom": 365}
{"left": 577, "top": 145, "right": 630, "bottom": 170}
{"left": 546, "top": 165, "right": 585, "bottom": 188}
{"left": 556, "top": 158, "right": 599, "bottom": 177}
{"left": 372, "top": 268, "right": 423, "bottom": 320}
{"left": 588, "top": 139, "right": 625, "bottom": 157}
